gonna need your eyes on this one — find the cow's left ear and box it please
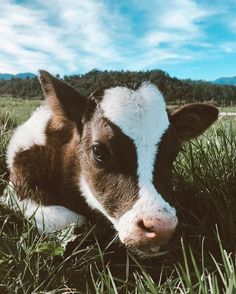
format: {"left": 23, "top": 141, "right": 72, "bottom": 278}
{"left": 168, "top": 103, "right": 219, "bottom": 141}
{"left": 39, "top": 70, "right": 86, "bottom": 122}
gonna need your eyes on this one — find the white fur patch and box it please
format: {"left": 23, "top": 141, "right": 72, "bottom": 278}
{"left": 101, "top": 83, "right": 177, "bottom": 242}
{"left": 7, "top": 105, "right": 52, "bottom": 171}
{"left": 2, "top": 186, "right": 86, "bottom": 233}
{"left": 101, "top": 84, "right": 169, "bottom": 185}
{"left": 118, "top": 185, "right": 177, "bottom": 243}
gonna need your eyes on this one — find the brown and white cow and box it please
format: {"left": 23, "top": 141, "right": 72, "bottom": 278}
{"left": 6, "top": 71, "right": 218, "bottom": 257}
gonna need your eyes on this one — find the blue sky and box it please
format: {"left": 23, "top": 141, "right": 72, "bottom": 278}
{"left": 0, "top": 0, "right": 236, "bottom": 80}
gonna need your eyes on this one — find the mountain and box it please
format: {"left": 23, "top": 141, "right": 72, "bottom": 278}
{"left": 0, "top": 72, "right": 36, "bottom": 80}
{"left": 213, "top": 76, "right": 236, "bottom": 86}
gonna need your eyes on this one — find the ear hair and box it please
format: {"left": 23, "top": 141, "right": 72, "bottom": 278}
{"left": 168, "top": 103, "right": 219, "bottom": 141}
{"left": 39, "top": 70, "right": 87, "bottom": 122}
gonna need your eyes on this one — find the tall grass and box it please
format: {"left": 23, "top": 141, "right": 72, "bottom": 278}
{"left": 0, "top": 96, "right": 40, "bottom": 125}
{"left": 0, "top": 99, "right": 235, "bottom": 293}
{"left": 173, "top": 117, "right": 236, "bottom": 252}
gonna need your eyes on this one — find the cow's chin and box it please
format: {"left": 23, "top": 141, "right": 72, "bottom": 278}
{"left": 134, "top": 246, "right": 161, "bottom": 258}
{"left": 124, "top": 240, "right": 163, "bottom": 259}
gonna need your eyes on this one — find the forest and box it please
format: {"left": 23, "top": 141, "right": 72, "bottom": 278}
{"left": 0, "top": 69, "right": 236, "bottom": 105}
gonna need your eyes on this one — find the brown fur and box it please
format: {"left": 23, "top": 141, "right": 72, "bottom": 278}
{"left": 79, "top": 113, "right": 139, "bottom": 218}
{"left": 11, "top": 117, "right": 91, "bottom": 217}
{"left": 168, "top": 103, "right": 219, "bottom": 140}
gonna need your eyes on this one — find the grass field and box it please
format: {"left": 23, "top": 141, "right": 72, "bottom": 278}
{"left": 220, "top": 106, "right": 236, "bottom": 113}
{"left": 0, "top": 96, "right": 41, "bottom": 125}
{"left": 0, "top": 97, "right": 236, "bottom": 293}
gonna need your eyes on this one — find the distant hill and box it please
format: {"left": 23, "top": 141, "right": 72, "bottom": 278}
{"left": 0, "top": 69, "right": 236, "bottom": 105}
{"left": 213, "top": 76, "right": 236, "bottom": 86}
{"left": 0, "top": 72, "right": 36, "bottom": 80}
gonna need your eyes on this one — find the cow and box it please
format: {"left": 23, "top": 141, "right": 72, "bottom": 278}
{"left": 5, "top": 70, "right": 218, "bottom": 257}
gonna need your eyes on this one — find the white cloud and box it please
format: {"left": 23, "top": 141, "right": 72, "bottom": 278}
{"left": 141, "top": 0, "right": 212, "bottom": 46}
{"left": 0, "top": 0, "right": 126, "bottom": 74}
{"left": 229, "top": 19, "right": 236, "bottom": 31}
{"left": 0, "top": 1, "right": 76, "bottom": 73}
{"left": 219, "top": 42, "right": 236, "bottom": 53}
{"left": 157, "top": 0, "right": 207, "bottom": 30}
{"left": 129, "top": 0, "right": 215, "bottom": 70}
{"left": 0, "top": 0, "right": 230, "bottom": 75}
{"left": 127, "top": 50, "right": 195, "bottom": 71}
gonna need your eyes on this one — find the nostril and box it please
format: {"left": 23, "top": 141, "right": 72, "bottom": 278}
{"left": 137, "top": 219, "right": 154, "bottom": 233}
{"left": 135, "top": 217, "right": 177, "bottom": 242}
{"left": 136, "top": 219, "right": 157, "bottom": 238}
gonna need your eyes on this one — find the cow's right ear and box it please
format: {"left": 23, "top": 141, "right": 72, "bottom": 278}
{"left": 168, "top": 103, "right": 219, "bottom": 141}
{"left": 39, "top": 70, "right": 86, "bottom": 122}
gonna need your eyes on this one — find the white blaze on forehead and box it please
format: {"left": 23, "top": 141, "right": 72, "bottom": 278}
{"left": 101, "top": 83, "right": 177, "bottom": 242}
{"left": 101, "top": 83, "right": 169, "bottom": 186}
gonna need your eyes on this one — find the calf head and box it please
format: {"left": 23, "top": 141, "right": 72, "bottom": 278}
{"left": 40, "top": 71, "right": 218, "bottom": 256}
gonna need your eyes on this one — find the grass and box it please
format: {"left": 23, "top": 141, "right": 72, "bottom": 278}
{"left": 0, "top": 96, "right": 41, "bottom": 125}
{"left": 219, "top": 106, "right": 236, "bottom": 113}
{"left": 0, "top": 97, "right": 235, "bottom": 293}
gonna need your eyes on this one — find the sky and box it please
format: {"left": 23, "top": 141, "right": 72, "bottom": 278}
{"left": 0, "top": 0, "right": 236, "bottom": 80}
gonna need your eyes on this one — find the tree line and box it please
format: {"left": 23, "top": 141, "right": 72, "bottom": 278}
{"left": 0, "top": 69, "right": 235, "bottom": 105}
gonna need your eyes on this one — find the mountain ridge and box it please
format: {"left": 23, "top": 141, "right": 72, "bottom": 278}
{"left": 213, "top": 76, "right": 236, "bottom": 86}
{"left": 1, "top": 71, "right": 236, "bottom": 86}
{"left": 0, "top": 72, "right": 36, "bottom": 80}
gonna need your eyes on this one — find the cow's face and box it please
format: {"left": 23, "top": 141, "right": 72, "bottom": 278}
{"left": 39, "top": 71, "right": 218, "bottom": 257}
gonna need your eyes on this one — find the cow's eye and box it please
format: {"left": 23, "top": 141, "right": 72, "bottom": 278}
{"left": 92, "top": 144, "right": 108, "bottom": 163}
